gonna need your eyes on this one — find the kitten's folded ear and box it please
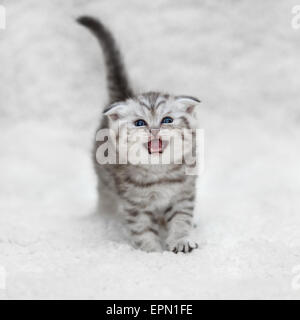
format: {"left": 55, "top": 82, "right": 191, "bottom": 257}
{"left": 175, "top": 96, "right": 201, "bottom": 114}
{"left": 103, "top": 102, "right": 126, "bottom": 121}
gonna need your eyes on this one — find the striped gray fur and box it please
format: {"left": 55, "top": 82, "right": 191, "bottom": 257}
{"left": 78, "top": 16, "right": 201, "bottom": 253}
{"left": 77, "top": 16, "right": 133, "bottom": 103}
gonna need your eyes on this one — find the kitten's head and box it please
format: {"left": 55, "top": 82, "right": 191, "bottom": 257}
{"left": 104, "top": 92, "right": 200, "bottom": 164}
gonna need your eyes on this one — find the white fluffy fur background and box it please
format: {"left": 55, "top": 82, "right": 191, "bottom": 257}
{"left": 1, "top": 0, "right": 300, "bottom": 299}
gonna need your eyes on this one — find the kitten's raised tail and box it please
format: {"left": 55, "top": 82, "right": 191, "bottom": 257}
{"left": 77, "top": 16, "right": 133, "bottom": 103}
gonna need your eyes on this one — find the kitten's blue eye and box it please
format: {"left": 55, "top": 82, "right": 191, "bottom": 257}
{"left": 134, "top": 119, "right": 147, "bottom": 127}
{"left": 161, "top": 117, "right": 173, "bottom": 124}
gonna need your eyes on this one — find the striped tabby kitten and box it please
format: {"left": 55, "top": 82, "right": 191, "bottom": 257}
{"left": 78, "top": 16, "right": 200, "bottom": 253}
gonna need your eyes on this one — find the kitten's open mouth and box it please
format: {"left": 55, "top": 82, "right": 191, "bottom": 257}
{"left": 145, "top": 138, "right": 168, "bottom": 154}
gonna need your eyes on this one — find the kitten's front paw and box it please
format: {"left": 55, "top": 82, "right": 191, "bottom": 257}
{"left": 134, "top": 239, "right": 162, "bottom": 252}
{"left": 166, "top": 237, "right": 198, "bottom": 254}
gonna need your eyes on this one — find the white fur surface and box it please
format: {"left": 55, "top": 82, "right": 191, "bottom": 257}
{"left": 0, "top": 0, "right": 300, "bottom": 299}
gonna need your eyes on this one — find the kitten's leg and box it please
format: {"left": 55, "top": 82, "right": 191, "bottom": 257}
{"left": 122, "top": 203, "right": 162, "bottom": 252}
{"left": 165, "top": 198, "right": 198, "bottom": 253}
{"left": 98, "top": 187, "right": 119, "bottom": 216}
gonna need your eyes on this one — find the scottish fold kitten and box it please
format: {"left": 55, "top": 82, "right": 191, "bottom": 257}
{"left": 78, "top": 16, "right": 200, "bottom": 253}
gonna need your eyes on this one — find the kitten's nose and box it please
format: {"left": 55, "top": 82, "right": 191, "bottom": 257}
{"left": 150, "top": 128, "right": 160, "bottom": 138}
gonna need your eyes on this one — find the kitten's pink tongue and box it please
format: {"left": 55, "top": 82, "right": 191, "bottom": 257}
{"left": 148, "top": 139, "right": 162, "bottom": 153}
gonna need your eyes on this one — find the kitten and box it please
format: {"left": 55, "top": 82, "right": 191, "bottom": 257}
{"left": 78, "top": 16, "right": 200, "bottom": 253}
